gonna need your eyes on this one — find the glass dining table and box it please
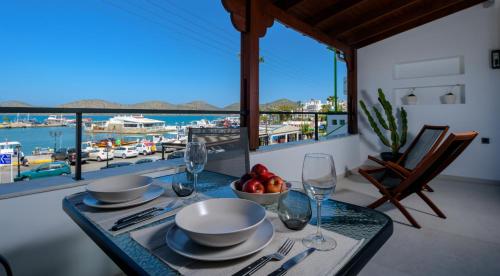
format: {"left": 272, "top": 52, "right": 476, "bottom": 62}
{"left": 63, "top": 171, "right": 393, "bottom": 275}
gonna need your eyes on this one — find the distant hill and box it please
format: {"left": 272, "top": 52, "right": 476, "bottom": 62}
{"left": 1, "top": 98, "right": 302, "bottom": 112}
{"left": 260, "top": 99, "right": 300, "bottom": 111}
{"left": 0, "top": 101, "right": 33, "bottom": 107}
{"left": 129, "top": 101, "right": 177, "bottom": 110}
{"left": 177, "top": 101, "right": 220, "bottom": 111}
{"left": 223, "top": 102, "right": 240, "bottom": 111}
{"left": 58, "top": 99, "right": 123, "bottom": 109}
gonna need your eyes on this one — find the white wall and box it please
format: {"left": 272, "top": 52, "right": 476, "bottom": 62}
{"left": 250, "top": 135, "right": 361, "bottom": 181}
{"left": 357, "top": 2, "right": 500, "bottom": 181}
{"left": 0, "top": 186, "right": 122, "bottom": 276}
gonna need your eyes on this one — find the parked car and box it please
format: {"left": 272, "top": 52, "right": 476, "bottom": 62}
{"left": 52, "top": 148, "right": 89, "bottom": 164}
{"left": 154, "top": 142, "right": 166, "bottom": 153}
{"left": 100, "top": 162, "right": 133, "bottom": 170}
{"left": 136, "top": 142, "right": 153, "bottom": 155}
{"left": 88, "top": 148, "right": 113, "bottom": 162}
{"left": 113, "top": 146, "right": 139, "bottom": 159}
{"left": 14, "top": 161, "right": 71, "bottom": 181}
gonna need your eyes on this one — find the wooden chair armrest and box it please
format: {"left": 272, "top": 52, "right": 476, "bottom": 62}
{"left": 386, "top": 161, "right": 411, "bottom": 178}
{"left": 368, "top": 155, "right": 387, "bottom": 166}
{"left": 359, "top": 166, "right": 386, "bottom": 174}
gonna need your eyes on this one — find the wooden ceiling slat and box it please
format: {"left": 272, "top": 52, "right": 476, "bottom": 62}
{"left": 307, "top": 0, "right": 365, "bottom": 27}
{"left": 325, "top": 0, "right": 420, "bottom": 38}
{"left": 350, "top": 0, "right": 484, "bottom": 47}
{"left": 273, "top": 0, "right": 304, "bottom": 10}
{"left": 265, "top": 2, "right": 351, "bottom": 54}
{"left": 343, "top": 0, "right": 458, "bottom": 44}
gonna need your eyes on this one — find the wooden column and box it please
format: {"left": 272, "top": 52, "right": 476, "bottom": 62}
{"left": 241, "top": 0, "right": 265, "bottom": 150}
{"left": 347, "top": 49, "right": 358, "bottom": 134}
{"left": 223, "top": 0, "right": 273, "bottom": 150}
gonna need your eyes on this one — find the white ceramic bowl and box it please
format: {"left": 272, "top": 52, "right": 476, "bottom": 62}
{"left": 86, "top": 175, "right": 153, "bottom": 203}
{"left": 175, "top": 198, "right": 266, "bottom": 247}
{"left": 231, "top": 181, "right": 291, "bottom": 205}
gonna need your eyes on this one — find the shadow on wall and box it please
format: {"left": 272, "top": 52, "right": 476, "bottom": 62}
{"left": 358, "top": 89, "right": 419, "bottom": 156}
{"left": 358, "top": 89, "right": 384, "bottom": 154}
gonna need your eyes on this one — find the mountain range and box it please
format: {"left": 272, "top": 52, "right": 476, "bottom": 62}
{"left": 0, "top": 99, "right": 300, "bottom": 111}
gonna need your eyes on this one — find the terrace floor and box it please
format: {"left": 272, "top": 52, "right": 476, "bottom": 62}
{"left": 335, "top": 173, "right": 500, "bottom": 276}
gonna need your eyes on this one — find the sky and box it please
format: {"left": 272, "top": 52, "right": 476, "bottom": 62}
{"left": 0, "top": 0, "right": 347, "bottom": 108}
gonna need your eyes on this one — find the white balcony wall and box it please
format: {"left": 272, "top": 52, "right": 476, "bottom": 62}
{"left": 357, "top": 2, "right": 500, "bottom": 181}
{"left": 250, "top": 135, "right": 361, "bottom": 180}
{"left": 0, "top": 186, "right": 122, "bottom": 276}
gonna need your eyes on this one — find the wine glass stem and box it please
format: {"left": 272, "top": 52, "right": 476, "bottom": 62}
{"left": 316, "top": 200, "right": 323, "bottom": 240}
{"left": 193, "top": 173, "right": 198, "bottom": 194}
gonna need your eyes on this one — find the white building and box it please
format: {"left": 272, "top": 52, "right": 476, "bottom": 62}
{"left": 302, "top": 99, "right": 323, "bottom": 112}
{"left": 326, "top": 114, "right": 348, "bottom": 136}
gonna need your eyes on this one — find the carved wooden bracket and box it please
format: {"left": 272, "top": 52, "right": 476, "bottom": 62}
{"left": 222, "top": 0, "right": 274, "bottom": 37}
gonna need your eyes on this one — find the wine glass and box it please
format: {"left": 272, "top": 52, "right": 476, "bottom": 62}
{"left": 302, "top": 153, "right": 337, "bottom": 251}
{"left": 184, "top": 141, "right": 207, "bottom": 197}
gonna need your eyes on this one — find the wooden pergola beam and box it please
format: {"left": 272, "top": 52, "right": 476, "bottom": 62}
{"left": 328, "top": 0, "right": 419, "bottom": 38}
{"left": 273, "top": 0, "right": 304, "bottom": 10}
{"left": 264, "top": 2, "right": 351, "bottom": 55}
{"left": 346, "top": 49, "right": 358, "bottom": 134}
{"left": 308, "top": 0, "right": 365, "bottom": 27}
{"left": 348, "top": 0, "right": 482, "bottom": 47}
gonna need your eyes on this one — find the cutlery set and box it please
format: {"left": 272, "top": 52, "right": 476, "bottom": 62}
{"left": 110, "top": 199, "right": 179, "bottom": 231}
{"left": 233, "top": 239, "right": 316, "bottom": 276}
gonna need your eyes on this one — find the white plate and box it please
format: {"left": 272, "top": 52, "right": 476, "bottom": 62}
{"left": 166, "top": 218, "right": 274, "bottom": 261}
{"left": 83, "top": 185, "right": 164, "bottom": 209}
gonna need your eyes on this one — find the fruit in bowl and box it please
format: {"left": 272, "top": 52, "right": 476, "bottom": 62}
{"left": 231, "top": 164, "right": 290, "bottom": 205}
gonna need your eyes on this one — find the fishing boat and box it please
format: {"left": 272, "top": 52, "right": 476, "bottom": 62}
{"left": 45, "top": 114, "right": 69, "bottom": 126}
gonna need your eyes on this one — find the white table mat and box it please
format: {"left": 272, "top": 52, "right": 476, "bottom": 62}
{"left": 131, "top": 212, "right": 364, "bottom": 276}
{"left": 78, "top": 179, "right": 208, "bottom": 236}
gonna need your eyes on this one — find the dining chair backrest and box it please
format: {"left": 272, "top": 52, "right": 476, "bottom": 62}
{"left": 188, "top": 127, "right": 249, "bottom": 177}
{"left": 396, "top": 131, "right": 478, "bottom": 194}
{"left": 398, "top": 125, "right": 449, "bottom": 170}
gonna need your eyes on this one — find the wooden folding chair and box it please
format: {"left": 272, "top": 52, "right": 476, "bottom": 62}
{"left": 359, "top": 131, "right": 478, "bottom": 228}
{"left": 368, "top": 125, "right": 449, "bottom": 192}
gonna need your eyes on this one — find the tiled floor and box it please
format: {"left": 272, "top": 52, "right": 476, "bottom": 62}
{"left": 335, "top": 173, "right": 500, "bottom": 276}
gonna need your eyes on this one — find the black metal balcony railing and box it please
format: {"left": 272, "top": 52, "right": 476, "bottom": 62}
{"left": 0, "top": 107, "right": 347, "bottom": 182}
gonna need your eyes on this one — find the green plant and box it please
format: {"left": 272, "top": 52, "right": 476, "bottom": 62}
{"left": 359, "top": 88, "right": 408, "bottom": 154}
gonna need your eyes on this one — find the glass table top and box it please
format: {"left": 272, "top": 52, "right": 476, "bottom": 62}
{"left": 64, "top": 171, "right": 392, "bottom": 275}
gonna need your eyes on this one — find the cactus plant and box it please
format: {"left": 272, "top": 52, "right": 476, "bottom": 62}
{"left": 359, "top": 88, "right": 408, "bottom": 155}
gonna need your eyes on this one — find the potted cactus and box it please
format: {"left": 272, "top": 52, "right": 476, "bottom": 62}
{"left": 359, "top": 88, "right": 408, "bottom": 161}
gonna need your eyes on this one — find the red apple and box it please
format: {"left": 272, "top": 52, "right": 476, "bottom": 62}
{"left": 235, "top": 173, "right": 256, "bottom": 191}
{"left": 240, "top": 172, "right": 255, "bottom": 184}
{"left": 243, "top": 179, "right": 265, "bottom": 194}
{"left": 258, "top": 171, "right": 275, "bottom": 183}
{"left": 265, "top": 176, "right": 286, "bottom": 193}
{"left": 251, "top": 164, "right": 269, "bottom": 176}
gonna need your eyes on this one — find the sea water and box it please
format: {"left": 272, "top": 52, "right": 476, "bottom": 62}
{"left": 0, "top": 115, "right": 225, "bottom": 154}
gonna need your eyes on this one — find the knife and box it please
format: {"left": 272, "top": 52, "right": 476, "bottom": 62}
{"left": 110, "top": 200, "right": 180, "bottom": 231}
{"left": 114, "top": 199, "right": 179, "bottom": 225}
{"left": 268, "top": 248, "right": 316, "bottom": 276}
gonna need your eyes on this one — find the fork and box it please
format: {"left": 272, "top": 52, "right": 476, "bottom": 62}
{"left": 232, "top": 238, "right": 295, "bottom": 276}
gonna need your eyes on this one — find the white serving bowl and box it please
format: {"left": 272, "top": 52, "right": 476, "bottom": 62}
{"left": 86, "top": 175, "right": 153, "bottom": 203}
{"left": 175, "top": 198, "right": 266, "bottom": 247}
{"left": 231, "top": 181, "right": 291, "bottom": 205}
